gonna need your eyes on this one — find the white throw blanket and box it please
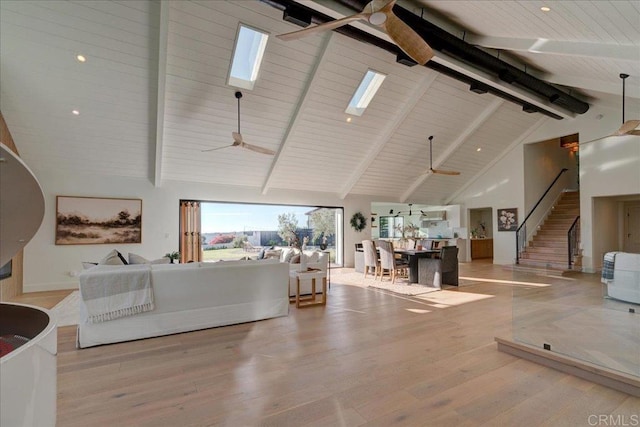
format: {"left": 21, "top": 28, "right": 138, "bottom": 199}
{"left": 79, "top": 265, "right": 154, "bottom": 323}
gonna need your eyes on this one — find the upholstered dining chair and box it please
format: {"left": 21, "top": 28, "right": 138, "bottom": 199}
{"left": 362, "top": 240, "right": 380, "bottom": 279}
{"left": 418, "top": 245, "right": 459, "bottom": 288}
{"left": 377, "top": 240, "right": 409, "bottom": 284}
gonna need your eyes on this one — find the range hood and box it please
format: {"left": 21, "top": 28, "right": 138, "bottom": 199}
{"left": 420, "top": 210, "right": 446, "bottom": 221}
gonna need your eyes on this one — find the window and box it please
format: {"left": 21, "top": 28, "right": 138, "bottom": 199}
{"left": 379, "top": 216, "right": 404, "bottom": 238}
{"left": 181, "top": 201, "right": 344, "bottom": 265}
{"left": 345, "top": 69, "right": 386, "bottom": 116}
{"left": 228, "top": 24, "right": 269, "bottom": 90}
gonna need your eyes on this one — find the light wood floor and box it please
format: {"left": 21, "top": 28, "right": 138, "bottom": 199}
{"left": 9, "top": 261, "right": 640, "bottom": 426}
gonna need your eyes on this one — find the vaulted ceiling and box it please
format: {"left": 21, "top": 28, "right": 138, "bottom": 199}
{"left": 1, "top": 1, "right": 638, "bottom": 205}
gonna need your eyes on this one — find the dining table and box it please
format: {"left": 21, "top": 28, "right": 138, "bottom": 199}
{"left": 394, "top": 249, "right": 440, "bottom": 283}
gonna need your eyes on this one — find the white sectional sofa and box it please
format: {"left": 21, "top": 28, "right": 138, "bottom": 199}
{"left": 603, "top": 252, "right": 640, "bottom": 304}
{"left": 77, "top": 259, "right": 289, "bottom": 348}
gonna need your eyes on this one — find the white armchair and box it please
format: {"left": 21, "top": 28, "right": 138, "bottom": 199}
{"left": 288, "top": 250, "right": 328, "bottom": 296}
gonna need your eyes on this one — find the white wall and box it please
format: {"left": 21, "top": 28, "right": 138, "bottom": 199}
{"left": 452, "top": 144, "right": 526, "bottom": 265}
{"left": 23, "top": 168, "right": 375, "bottom": 291}
{"left": 524, "top": 137, "right": 578, "bottom": 209}
{"left": 591, "top": 197, "right": 620, "bottom": 269}
{"left": 523, "top": 136, "right": 578, "bottom": 241}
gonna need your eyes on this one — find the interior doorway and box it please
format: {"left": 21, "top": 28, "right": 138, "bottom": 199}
{"left": 469, "top": 207, "right": 493, "bottom": 261}
{"left": 623, "top": 201, "right": 640, "bottom": 253}
{"left": 592, "top": 195, "right": 640, "bottom": 265}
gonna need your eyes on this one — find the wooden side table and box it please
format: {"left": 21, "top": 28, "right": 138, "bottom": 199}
{"left": 290, "top": 269, "right": 327, "bottom": 308}
{"left": 322, "top": 250, "right": 331, "bottom": 289}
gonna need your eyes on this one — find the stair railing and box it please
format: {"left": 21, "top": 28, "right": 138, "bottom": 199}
{"left": 567, "top": 216, "right": 580, "bottom": 269}
{"left": 515, "top": 168, "right": 568, "bottom": 264}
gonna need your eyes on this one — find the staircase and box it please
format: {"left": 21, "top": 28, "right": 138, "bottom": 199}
{"left": 518, "top": 191, "right": 580, "bottom": 270}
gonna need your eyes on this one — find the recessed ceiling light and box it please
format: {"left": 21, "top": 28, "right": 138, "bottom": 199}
{"left": 72, "top": 110, "right": 80, "bottom": 115}
{"left": 476, "top": 147, "right": 482, "bottom": 152}
{"left": 76, "top": 54, "right": 86, "bottom": 63}
{"left": 346, "top": 117, "right": 352, "bottom": 123}
{"left": 540, "top": 6, "right": 551, "bottom": 12}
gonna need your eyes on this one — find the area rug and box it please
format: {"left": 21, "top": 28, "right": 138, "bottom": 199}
{"left": 51, "top": 291, "right": 79, "bottom": 326}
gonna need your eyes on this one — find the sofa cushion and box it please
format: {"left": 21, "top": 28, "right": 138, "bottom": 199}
{"left": 303, "top": 250, "right": 320, "bottom": 263}
{"left": 264, "top": 249, "right": 282, "bottom": 260}
{"left": 82, "top": 262, "right": 98, "bottom": 269}
{"left": 129, "top": 253, "right": 171, "bottom": 265}
{"left": 280, "top": 247, "right": 299, "bottom": 263}
{"left": 99, "top": 249, "right": 128, "bottom": 266}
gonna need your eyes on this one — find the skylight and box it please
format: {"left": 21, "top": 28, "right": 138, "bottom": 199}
{"left": 345, "top": 70, "right": 386, "bottom": 116}
{"left": 228, "top": 24, "right": 269, "bottom": 90}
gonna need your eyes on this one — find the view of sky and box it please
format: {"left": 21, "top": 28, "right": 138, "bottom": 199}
{"left": 201, "top": 202, "right": 316, "bottom": 233}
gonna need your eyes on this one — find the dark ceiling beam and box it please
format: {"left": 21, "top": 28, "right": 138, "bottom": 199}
{"left": 261, "top": 0, "right": 590, "bottom": 120}
{"left": 334, "top": 0, "right": 589, "bottom": 114}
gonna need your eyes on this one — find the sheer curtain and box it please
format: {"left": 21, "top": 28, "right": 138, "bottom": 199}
{"left": 179, "top": 201, "right": 202, "bottom": 263}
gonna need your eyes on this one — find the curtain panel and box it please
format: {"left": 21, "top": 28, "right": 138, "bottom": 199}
{"left": 179, "top": 201, "right": 202, "bottom": 263}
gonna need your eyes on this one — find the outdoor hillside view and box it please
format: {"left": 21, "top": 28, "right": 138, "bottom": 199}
{"left": 199, "top": 202, "right": 343, "bottom": 265}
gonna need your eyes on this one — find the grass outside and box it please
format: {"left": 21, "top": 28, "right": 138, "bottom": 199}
{"left": 202, "top": 248, "right": 252, "bottom": 262}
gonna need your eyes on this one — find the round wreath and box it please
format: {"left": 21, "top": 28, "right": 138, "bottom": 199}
{"left": 350, "top": 211, "right": 367, "bottom": 232}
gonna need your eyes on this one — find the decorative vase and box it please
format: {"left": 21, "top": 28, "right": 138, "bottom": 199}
{"left": 320, "top": 243, "right": 327, "bottom": 251}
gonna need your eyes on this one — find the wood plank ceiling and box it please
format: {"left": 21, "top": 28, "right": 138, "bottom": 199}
{"left": 1, "top": 1, "right": 638, "bottom": 205}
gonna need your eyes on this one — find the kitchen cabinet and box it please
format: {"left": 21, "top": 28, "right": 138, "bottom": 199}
{"left": 471, "top": 238, "right": 493, "bottom": 259}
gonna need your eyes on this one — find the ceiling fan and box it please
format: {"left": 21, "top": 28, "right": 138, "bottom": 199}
{"left": 276, "top": 0, "right": 434, "bottom": 66}
{"left": 416, "top": 136, "right": 460, "bottom": 176}
{"left": 202, "top": 91, "right": 275, "bottom": 155}
{"left": 393, "top": 203, "right": 413, "bottom": 217}
{"left": 581, "top": 73, "right": 640, "bottom": 145}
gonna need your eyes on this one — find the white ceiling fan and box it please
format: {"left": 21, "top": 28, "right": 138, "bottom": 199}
{"left": 277, "top": 0, "right": 434, "bottom": 66}
{"left": 415, "top": 135, "right": 460, "bottom": 176}
{"left": 581, "top": 73, "right": 640, "bottom": 145}
{"left": 202, "top": 91, "right": 275, "bottom": 155}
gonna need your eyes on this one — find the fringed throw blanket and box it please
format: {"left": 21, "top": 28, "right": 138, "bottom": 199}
{"left": 601, "top": 252, "right": 620, "bottom": 283}
{"left": 79, "top": 265, "right": 154, "bottom": 323}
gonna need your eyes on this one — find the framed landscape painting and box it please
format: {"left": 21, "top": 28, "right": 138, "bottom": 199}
{"left": 497, "top": 208, "right": 518, "bottom": 231}
{"left": 56, "top": 196, "right": 142, "bottom": 245}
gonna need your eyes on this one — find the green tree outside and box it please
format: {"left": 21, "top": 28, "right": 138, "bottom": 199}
{"left": 309, "top": 208, "right": 335, "bottom": 244}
